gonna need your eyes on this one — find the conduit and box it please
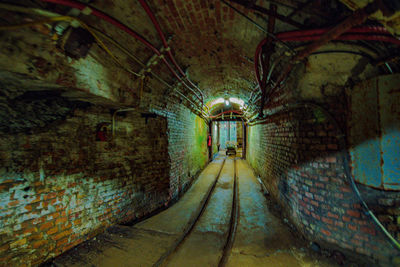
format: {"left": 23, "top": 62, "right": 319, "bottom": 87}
{"left": 0, "top": 3, "right": 208, "bottom": 119}
{"left": 209, "top": 110, "right": 243, "bottom": 119}
{"left": 40, "top": 0, "right": 208, "bottom": 115}
{"left": 253, "top": 0, "right": 392, "bottom": 115}
{"left": 138, "top": 0, "right": 208, "bottom": 114}
{"left": 0, "top": 15, "right": 143, "bottom": 77}
{"left": 247, "top": 102, "right": 400, "bottom": 253}
{"left": 279, "top": 34, "right": 400, "bottom": 45}
{"left": 276, "top": 26, "right": 391, "bottom": 39}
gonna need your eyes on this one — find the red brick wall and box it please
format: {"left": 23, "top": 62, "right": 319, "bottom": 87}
{"left": 246, "top": 93, "right": 398, "bottom": 265}
{"left": 0, "top": 102, "right": 208, "bottom": 266}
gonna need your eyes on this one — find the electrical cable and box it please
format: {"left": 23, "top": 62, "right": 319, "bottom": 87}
{"left": 276, "top": 26, "right": 391, "bottom": 39}
{"left": 137, "top": 0, "right": 209, "bottom": 115}
{"left": 0, "top": 3, "right": 208, "bottom": 118}
{"left": 0, "top": 16, "right": 142, "bottom": 77}
{"left": 220, "top": 0, "right": 295, "bottom": 53}
{"left": 40, "top": 0, "right": 209, "bottom": 116}
{"left": 247, "top": 102, "right": 400, "bottom": 252}
{"left": 38, "top": 0, "right": 202, "bottom": 102}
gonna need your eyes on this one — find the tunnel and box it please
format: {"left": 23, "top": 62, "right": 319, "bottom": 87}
{"left": 0, "top": 0, "right": 399, "bottom": 266}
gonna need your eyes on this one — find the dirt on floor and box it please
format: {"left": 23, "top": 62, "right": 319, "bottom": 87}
{"left": 41, "top": 156, "right": 363, "bottom": 267}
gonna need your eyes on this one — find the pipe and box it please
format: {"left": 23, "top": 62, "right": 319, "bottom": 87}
{"left": 259, "top": 4, "right": 277, "bottom": 117}
{"left": 220, "top": 0, "right": 294, "bottom": 53}
{"left": 279, "top": 34, "right": 400, "bottom": 46}
{"left": 40, "top": 0, "right": 208, "bottom": 114}
{"left": 138, "top": 0, "right": 208, "bottom": 114}
{"left": 209, "top": 110, "right": 243, "bottom": 119}
{"left": 260, "top": 0, "right": 382, "bottom": 108}
{"left": 0, "top": 3, "right": 208, "bottom": 120}
{"left": 276, "top": 26, "right": 391, "bottom": 39}
{"left": 254, "top": 38, "right": 267, "bottom": 91}
{"left": 246, "top": 49, "right": 374, "bottom": 121}
{"left": 248, "top": 102, "right": 400, "bottom": 252}
{"left": 292, "top": 0, "right": 381, "bottom": 62}
{"left": 41, "top": 0, "right": 159, "bottom": 54}
{"left": 226, "top": 0, "right": 305, "bottom": 28}
{"left": 0, "top": 2, "right": 60, "bottom": 17}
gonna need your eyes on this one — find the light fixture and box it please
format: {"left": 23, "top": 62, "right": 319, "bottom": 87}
{"left": 225, "top": 99, "right": 230, "bottom": 106}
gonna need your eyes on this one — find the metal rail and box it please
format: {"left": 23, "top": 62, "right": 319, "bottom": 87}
{"left": 218, "top": 158, "right": 239, "bottom": 267}
{"left": 153, "top": 156, "right": 239, "bottom": 266}
{"left": 153, "top": 157, "right": 228, "bottom": 267}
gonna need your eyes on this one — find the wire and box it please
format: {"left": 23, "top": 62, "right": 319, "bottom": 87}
{"left": 0, "top": 16, "right": 141, "bottom": 77}
{"left": 220, "top": 0, "right": 294, "bottom": 53}
{"left": 0, "top": 3, "right": 60, "bottom": 17}
{"left": 248, "top": 102, "right": 400, "bottom": 252}
{"left": 90, "top": 27, "right": 145, "bottom": 68}
{"left": 0, "top": 3, "right": 209, "bottom": 119}
{"left": 0, "top": 16, "right": 72, "bottom": 30}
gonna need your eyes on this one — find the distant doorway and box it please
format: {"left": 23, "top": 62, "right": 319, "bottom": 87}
{"left": 219, "top": 121, "right": 237, "bottom": 149}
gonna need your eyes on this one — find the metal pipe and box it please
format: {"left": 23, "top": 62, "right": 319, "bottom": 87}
{"left": 220, "top": 0, "right": 294, "bottom": 52}
{"left": 0, "top": 2, "right": 60, "bottom": 17}
{"left": 209, "top": 110, "right": 243, "bottom": 119}
{"left": 138, "top": 0, "right": 208, "bottom": 114}
{"left": 248, "top": 102, "right": 400, "bottom": 252}
{"left": 259, "top": 4, "right": 276, "bottom": 117}
{"left": 276, "top": 26, "right": 391, "bottom": 39}
{"left": 262, "top": 0, "right": 382, "bottom": 107}
{"left": 280, "top": 34, "right": 400, "bottom": 45}
{"left": 226, "top": 0, "right": 304, "bottom": 28}
{"left": 0, "top": 3, "right": 209, "bottom": 122}
{"left": 40, "top": 0, "right": 208, "bottom": 114}
{"left": 292, "top": 0, "right": 381, "bottom": 63}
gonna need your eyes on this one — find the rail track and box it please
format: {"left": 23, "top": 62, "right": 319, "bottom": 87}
{"left": 153, "top": 156, "right": 239, "bottom": 267}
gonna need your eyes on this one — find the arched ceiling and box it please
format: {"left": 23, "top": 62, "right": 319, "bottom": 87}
{"left": 0, "top": 0, "right": 399, "bottom": 121}
{"left": 81, "top": 0, "right": 351, "bottom": 104}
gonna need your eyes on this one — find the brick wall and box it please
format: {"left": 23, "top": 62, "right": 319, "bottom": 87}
{"left": 153, "top": 101, "right": 208, "bottom": 199}
{"left": 246, "top": 89, "right": 399, "bottom": 264}
{"left": 0, "top": 100, "right": 208, "bottom": 266}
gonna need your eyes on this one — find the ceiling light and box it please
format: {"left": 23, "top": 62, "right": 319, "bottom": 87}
{"left": 225, "top": 100, "right": 230, "bottom": 106}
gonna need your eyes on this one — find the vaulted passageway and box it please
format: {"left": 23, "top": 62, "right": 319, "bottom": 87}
{"left": 0, "top": 0, "right": 399, "bottom": 266}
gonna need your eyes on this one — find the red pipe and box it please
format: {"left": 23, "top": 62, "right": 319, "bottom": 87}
{"left": 254, "top": 0, "right": 383, "bottom": 113}
{"left": 137, "top": 0, "right": 168, "bottom": 49}
{"left": 209, "top": 110, "right": 243, "bottom": 119}
{"left": 41, "top": 0, "right": 206, "bottom": 107}
{"left": 41, "top": 0, "right": 160, "bottom": 55}
{"left": 254, "top": 28, "right": 398, "bottom": 99}
{"left": 279, "top": 34, "right": 400, "bottom": 45}
{"left": 276, "top": 26, "right": 391, "bottom": 39}
{"left": 138, "top": 0, "right": 205, "bottom": 106}
{"left": 254, "top": 38, "right": 268, "bottom": 89}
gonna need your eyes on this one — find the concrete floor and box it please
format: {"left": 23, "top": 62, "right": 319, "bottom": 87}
{"left": 47, "top": 153, "right": 339, "bottom": 267}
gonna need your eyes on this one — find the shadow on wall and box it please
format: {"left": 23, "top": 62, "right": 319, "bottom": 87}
{"left": 246, "top": 74, "right": 400, "bottom": 265}
{"left": 0, "top": 103, "right": 171, "bottom": 266}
